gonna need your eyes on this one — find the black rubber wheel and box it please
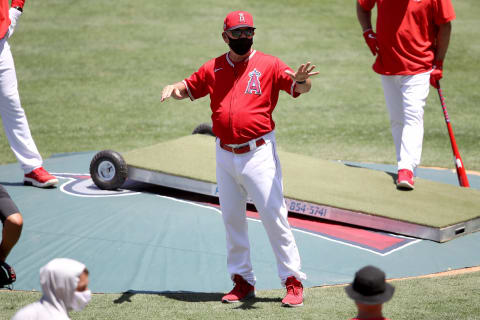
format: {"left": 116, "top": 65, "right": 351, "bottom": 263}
{"left": 89, "top": 150, "right": 128, "bottom": 190}
{"left": 192, "top": 123, "right": 215, "bottom": 137}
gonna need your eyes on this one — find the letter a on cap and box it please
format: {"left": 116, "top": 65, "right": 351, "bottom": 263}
{"left": 224, "top": 11, "right": 255, "bottom": 31}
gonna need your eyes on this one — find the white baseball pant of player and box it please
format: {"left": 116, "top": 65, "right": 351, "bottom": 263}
{"left": 0, "top": 9, "right": 43, "bottom": 174}
{"left": 381, "top": 71, "right": 431, "bottom": 174}
{"left": 215, "top": 130, "right": 306, "bottom": 286}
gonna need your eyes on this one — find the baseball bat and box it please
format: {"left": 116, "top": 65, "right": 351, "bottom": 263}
{"left": 436, "top": 81, "right": 470, "bottom": 187}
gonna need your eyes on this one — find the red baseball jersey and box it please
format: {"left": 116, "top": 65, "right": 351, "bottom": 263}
{"left": 183, "top": 50, "right": 300, "bottom": 144}
{"left": 0, "top": 0, "right": 25, "bottom": 39}
{"left": 358, "top": 0, "right": 455, "bottom": 75}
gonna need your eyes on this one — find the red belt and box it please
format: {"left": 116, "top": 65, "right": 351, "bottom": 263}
{"left": 220, "top": 138, "right": 266, "bottom": 154}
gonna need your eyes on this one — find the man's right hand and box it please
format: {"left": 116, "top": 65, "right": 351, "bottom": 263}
{"left": 363, "top": 29, "right": 378, "bottom": 56}
{"left": 430, "top": 60, "right": 443, "bottom": 89}
{"left": 161, "top": 84, "right": 184, "bottom": 102}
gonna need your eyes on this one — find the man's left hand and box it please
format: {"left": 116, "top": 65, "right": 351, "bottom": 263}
{"left": 285, "top": 62, "right": 319, "bottom": 83}
{"left": 430, "top": 60, "right": 443, "bottom": 89}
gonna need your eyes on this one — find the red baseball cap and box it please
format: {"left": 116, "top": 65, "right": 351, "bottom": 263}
{"left": 223, "top": 11, "right": 255, "bottom": 31}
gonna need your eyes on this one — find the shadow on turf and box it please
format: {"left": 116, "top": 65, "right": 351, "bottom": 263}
{"left": 0, "top": 181, "right": 27, "bottom": 187}
{"left": 114, "top": 290, "right": 281, "bottom": 308}
{"left": 0, "top": 181, "right": 57, "bottom": 189}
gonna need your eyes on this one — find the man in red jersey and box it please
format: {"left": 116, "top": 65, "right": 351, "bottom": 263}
{"left": 0, "top": 0, "right": 58, "bottom": 188}
{"left": 357, "top": 0, "right": 455, "bottom": 190}
{"left": 345, "top": 265, "right": 395, "bottom": 320}
{"left": 161, "top": 10, "right": 318, "bottom": 307}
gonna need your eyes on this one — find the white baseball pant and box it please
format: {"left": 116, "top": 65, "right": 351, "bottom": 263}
{"left": 215, "top": 131, "right": 306, "bottom": 286}
{"left": 381, "top": 71, "right": 431, "bottom": 174}
{"left": 0, "top": 11, "right": 43, "bottom": 174}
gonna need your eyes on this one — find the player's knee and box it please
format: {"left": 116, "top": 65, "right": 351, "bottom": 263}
{"left": 6, "top": 213, "right": 23, "bottom": 229}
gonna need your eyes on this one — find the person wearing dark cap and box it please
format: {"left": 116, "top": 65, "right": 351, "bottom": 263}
{"left": 345, "top": 265, "right": 395, "bottom": 320}
{"left": 161, "top": 10, "right": 319, "bottom": 307}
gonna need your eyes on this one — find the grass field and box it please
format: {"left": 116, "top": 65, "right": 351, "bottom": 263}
{"left": 1, "top": 0, "right": 479, "bottom": 319}
{"left": 2, "top": 270, "right": 480, "bottom": 320}
{"left": 0, "top": 0, "right": 479, "bottom": 170}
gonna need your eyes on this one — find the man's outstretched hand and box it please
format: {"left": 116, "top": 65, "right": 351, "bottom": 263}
{"left": 284, "top": 62, "right": 319, "bottom": 83}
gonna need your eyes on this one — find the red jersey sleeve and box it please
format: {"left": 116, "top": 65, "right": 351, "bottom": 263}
{"left": 276, "top": 58, "right": 300, "bottom": 98}
{"left": 11, "top": 0, "right": 25, "bottom": 9}
{"left": 357, "top": 0, "right": 376, "bottom": 11}
{"left": 183, "top": 63, "right": 210, "bottom": 101}
{"left": 433, "top": 0, "right": 456, "bottom": 26}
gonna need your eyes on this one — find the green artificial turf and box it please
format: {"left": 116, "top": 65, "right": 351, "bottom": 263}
{"left": 124, "top": 134, "right": 480, "bottom": 228}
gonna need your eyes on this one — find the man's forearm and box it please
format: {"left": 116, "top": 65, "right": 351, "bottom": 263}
{"left": 356, "top": 2, "right": 372, "bottom": 31}
{"left": 435, "top": 22, "right": 452, "bottom": 62}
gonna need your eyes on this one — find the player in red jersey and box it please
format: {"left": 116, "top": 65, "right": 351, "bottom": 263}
{"left": 0, "top": 0, "right": 58, "bottom": 188}
{"left": 357, "top": 0, "right": 455, "bottom": 190}
{"left": 161, "top": 10, "right": 319, "bottom": 307}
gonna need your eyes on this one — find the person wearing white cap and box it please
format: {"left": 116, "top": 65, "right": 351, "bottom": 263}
{"left": 11, "top": 258, "right": 91, "bottom": 320}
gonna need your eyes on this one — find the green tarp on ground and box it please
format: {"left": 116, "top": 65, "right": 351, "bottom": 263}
{"left": 2, "top": 151, "right": 480, "bottom": 293}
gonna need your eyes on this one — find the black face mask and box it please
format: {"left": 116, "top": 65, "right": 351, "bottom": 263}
{"left": 227, "top": 36, "right": 253, "bottom": 56}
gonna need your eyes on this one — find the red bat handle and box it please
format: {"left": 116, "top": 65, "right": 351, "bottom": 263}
{"left": 436, "top": 81, "right": 470, "bottom": 187}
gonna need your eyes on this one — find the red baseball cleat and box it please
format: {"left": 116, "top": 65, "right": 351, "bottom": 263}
{"left": 282, "top": 276, "right": 304, "bottom": 307}
{"left": 24, "top": 167, "right": 59, "bottom": 188}
{"left": 396, "top": 169, "right": 414, "bottom": 190}
{"left": 221, "top": 274, "right": 255, "bottom": 303}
